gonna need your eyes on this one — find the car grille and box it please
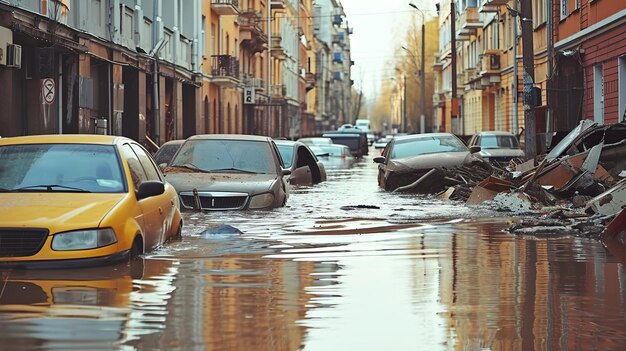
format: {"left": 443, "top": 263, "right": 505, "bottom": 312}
{"left": 0, "top": 229, "right": 49, "bottom": 257}
{"left": 179, "top": 191, "right": 248, "bottom": 210}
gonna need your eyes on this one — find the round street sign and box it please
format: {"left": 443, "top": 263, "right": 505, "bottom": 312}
{"left": 42, "top": 78, "right": 55, "bottom": 104}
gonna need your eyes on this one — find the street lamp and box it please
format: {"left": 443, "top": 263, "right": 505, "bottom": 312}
{"left": 409, "top": 3, "right": 426, "bottom": 134}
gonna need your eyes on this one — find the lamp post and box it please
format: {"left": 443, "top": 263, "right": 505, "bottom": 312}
{"left": 409, "top": 3, "right": 426, "bottom": 133}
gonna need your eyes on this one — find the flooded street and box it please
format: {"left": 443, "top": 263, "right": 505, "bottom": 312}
{"left": 2, "top": 151, "right": 626, "bottom": 351}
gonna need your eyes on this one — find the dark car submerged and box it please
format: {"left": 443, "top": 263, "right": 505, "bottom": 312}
{"left": 373, "top": 133, "right": 484, "bottom": 192}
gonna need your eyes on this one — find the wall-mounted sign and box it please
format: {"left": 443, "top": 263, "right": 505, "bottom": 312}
{"left": 244, "top": 88, "right": 255, "bottom": 105}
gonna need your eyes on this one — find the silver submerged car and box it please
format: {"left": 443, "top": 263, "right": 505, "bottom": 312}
{"left": 162, "top": 135, "right": 289, "bottom": 211}
{"left": 467, "top": 131, "right": 525, "bottom": 166}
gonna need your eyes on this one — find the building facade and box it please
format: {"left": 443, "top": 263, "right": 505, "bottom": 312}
{"left": 0, "top": 0, "right": 204, "bottom": 148}
{"left": 553, "top": 0, "right": 626, "bottom": 130}
{"left": 313, "top": 0, "right": 352, "bottom": 133}
{"left": 433, "top": 0, "right": 626, "bottom": 139}
{"left": 0, "top": 0, "right": 351, "bottom": 141}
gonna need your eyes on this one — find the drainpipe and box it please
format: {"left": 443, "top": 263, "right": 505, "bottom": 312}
{"left": 546, "top": 0, "right": 553, "bottom": 131}
{"left": 512, "top": 1, "right": 519, "bottom": 136}
{"left": 152, "top": 0, "right": 163, "bottom": 145}
{"left": 267, "top": 1, "right": 272, "bottom": 96}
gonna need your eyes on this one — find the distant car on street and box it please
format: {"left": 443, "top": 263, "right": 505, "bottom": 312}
{"left": 373, "top": 133, "right": 483, "bottom": 192}
{"left": 467, "top": 131, "right": 525, "bottom": 166}
{"left": 312, "top": 144, "right": 356, "bottom": 169}
{"left": 297, "top": 137, "right": 334, "bottom": 147}
{"left": 162, "top": 134, "right": 289, "bottom": 211}
{"left": 274, "top": 139, "right": 327, "bottom": 186}
{"left": 322, "top": 130, "right": 369, "bottom": 158}
{"left": 153, "top": 139, "right": 185, "bottom": 165}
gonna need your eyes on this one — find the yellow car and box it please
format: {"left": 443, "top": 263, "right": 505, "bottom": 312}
{"left": 0, "top": 135, "right": 183, "bottom": 268}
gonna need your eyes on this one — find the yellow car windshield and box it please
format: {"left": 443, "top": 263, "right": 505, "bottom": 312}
{"left": 0, "top": 144, "right": 125, "bottom": 193}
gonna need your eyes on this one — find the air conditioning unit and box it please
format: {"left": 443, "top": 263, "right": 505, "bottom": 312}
{"left": 6, "top": 44, "right": 22, "bottom": 68}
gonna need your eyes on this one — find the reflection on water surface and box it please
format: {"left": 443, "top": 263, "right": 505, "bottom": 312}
{"left": 1, "top": 154, "right": 626, "bottom": 350}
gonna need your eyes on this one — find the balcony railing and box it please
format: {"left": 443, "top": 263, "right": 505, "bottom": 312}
{"left": 238, "top": 10, "right": 267, "bottom": 51}
{"left": 458, "top": 7, "right": 481, "bottom": 31}
{"left": 482, "top": 52, "right": 500, "bottom": 72}
{"left": 479, "top": 0, "right": 508, "bottom": 12}
{"left": 211, "top": 0, "right": 239, "bottom": 16}
{"left": 242, "top": 75, "right": 265, "bottom": 90}
{"left": 211, "top": 55, "right": 239, "bottom": 81}
{"left": 305, "top": 72, "right": 316, "bottom": 91}
{"left": 271, "top": 84, "right": 286, "bottom": 97}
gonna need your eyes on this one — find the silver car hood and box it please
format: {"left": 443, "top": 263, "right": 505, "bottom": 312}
{"left": 164, "top": 172, "right": 278, "bottom": 194}
{"left": 479, "top": 148, "right": 525, "bottom": 158}
{"left": 389, "top": 151, "right": 472, "bottom": 172}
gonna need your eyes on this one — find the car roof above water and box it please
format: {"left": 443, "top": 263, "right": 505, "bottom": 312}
{"left": 394, "top": 132, "right": 458, "bottom": 142}
{"left": 187, "top": 134, "right": 272, "bottom": 142}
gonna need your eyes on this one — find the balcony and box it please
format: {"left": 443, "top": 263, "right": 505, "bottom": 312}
{"left": 270, "top": 34, "right": 286, "bottom": 60}
{"left": 211, "top": 55, "right": 240, "bottom": 87}
{"left": 456, "top": 7, "right": 481, "bottom": 40}
{"left": 459, "top": 7, "right": 481, "bottom": 31}
{"left": 479, "top": 0, "right": 508, "bottom": 13}
{"left": 481, "top": 50, "right": 501, "bottom": 75}
{"left": 433, "top": 57, "right": 444, "bottom": 71}
{"left": 238, "top": 10, "right": 267, "bottom": 53}
{"left": 211, "top": 0, "right": 239, "bottom": 16}
{"left": 242, "top": 75, "right": 265, "bottom": 91}
{"left": 270, "top": 0, "right": 286, "bottom": 9}
{"left": 305, "top": 72, "right": 316, "bottom": 91}
{"left": 463, "top": 68, "right": 476, "bottom": 85}
{"left": 271, "top": 84, "right": 286, "bottom": 98}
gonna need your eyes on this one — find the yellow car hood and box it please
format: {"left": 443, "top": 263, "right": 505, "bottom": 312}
{"left": 0, "top": 193, "right": 125, "bottom": 231}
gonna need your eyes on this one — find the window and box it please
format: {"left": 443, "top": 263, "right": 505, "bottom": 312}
{"left": 574, "top": 0, "right": 580, "bottom": 10}
{"left": 491, "top": 22, "right": 499, "bottom": 50}
{"left": 533, "top": 0, "right": 546, "bottom": 26}
{"left": 560, "top": 0, "right": 569, "bottom": 20}
{"left": 594, "top": 64, "right": 604, "bottom": 124}
{"left": 130, "top": 144, "right": 162, "bottom": 181}
{"left": 122, "top": 144, "right": 148, "bottom": 188}
{"left": 211, "top": 23, "right": 216, "bottom": 57}
{"left": 202, "top": 16, "right": 206, "bottom": 58}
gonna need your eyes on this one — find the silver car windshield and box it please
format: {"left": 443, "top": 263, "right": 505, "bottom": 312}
{"left": 171, "top": 139, "right": 277, "bottom": 174}
{"left": 0, "top": 144, "right": 125, "bottom": 193}
{"left": 479, "top": 135, "right": 520, "bottom": 149}
{"left": 391, "top": 136, "right": 468, "bottom": 159}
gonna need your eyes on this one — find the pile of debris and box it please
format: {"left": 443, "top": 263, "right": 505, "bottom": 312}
{"left": 403, "top": 120, "right": 626, "bottom": 239}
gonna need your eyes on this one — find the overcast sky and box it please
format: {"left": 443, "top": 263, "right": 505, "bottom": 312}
{"left": 339, "top": 0, "right": 439, "bottom": 103}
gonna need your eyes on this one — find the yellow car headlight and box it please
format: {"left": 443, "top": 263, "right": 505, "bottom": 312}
{"left": 51, "top": 228, "right": 118, "bottom": 251}
{"left": 249, "top": 193, "right": 275, "bottom": 209}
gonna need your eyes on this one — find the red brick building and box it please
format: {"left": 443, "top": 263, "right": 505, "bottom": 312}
{"left": 554, "top": 0, "right": 626, "bottom": 130}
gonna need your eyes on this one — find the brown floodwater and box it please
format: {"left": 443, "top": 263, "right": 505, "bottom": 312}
{"left": 1, "top": 152, "right": 626, "bottom": 351}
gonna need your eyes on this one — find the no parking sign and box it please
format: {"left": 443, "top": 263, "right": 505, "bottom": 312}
{"left": 42, "top": 78, "right": 55, "bottom": 104}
